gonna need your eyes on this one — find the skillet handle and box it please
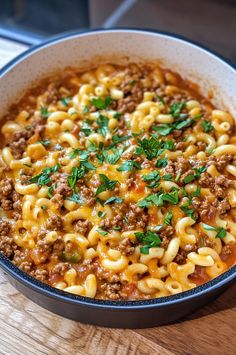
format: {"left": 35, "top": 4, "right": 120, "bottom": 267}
{"left": 0, "top": 27, "right": 45, "bottom": 46}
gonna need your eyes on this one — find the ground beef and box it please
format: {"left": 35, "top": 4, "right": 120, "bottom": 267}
{"left": 117, "top": 68, "right": 144, "bottom": 113}
{"left": 198, "top": 172, "right": 232, "bottom": 199}
{"left": 46, "top": 215, "right": 63, "bottom": 230}
{"left": 221, "top": 245, "right": 233, "bottom": 259}
{"left": 196, "top": 141, "right": 207, "bottom": 151}
{"left": 79, "top": 185, "right": 96, "bottom": 206}
{"left": 8, "top": 117, "right": 45, "bottom": 159}
{"left": 193, "top": 197, "right": 217, "bottom": 222}
{"left": 159, "top": 225, "right": 174, "bottom": 248}
{"left": 50, "top": 262, "right": 70, "bottom": 276}
{"left": 198, "top": 236, "right": 216, "bottom": 249}
{"left": 0, "top": 178, "right": 21, "bottom": 212}
{"left": 0, "top": 219, "right": 11, "bottom": 235}
{"left": 174, "top": 249, "right": 188, "bottom": 265}
{"left": 19, "top": 261, "right": 33, "bottom": 272}
{"left": 0, "top": 234, "right": 17, "bottom": 258}
{"left": 118, "top": 238, "right": 135, "bottom": 256}
{"left": 55, "top": 180, "right": 72, "bottom": 197}
{"left": 74, "top": 219, "right": 92, "bottom": 235}
{"left": 125, "top": 203, "right": 148, "bottom": 230}
{"left": 99, "top": 281, "right": 121, "bottom": 300}
{"left": 207, "top": 154, "right": 234, "bottom": 172}
{"left": 33, "top": 268, "right": 49, "bottom": 282}
{"left": 215, "top": 198, "right": 231, "bottom": 215}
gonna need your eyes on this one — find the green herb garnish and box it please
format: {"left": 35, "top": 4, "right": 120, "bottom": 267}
{"left": 95, "top": 174, "right": 118, "bottom": 196}
{"left": 201, "top": 120, "right": 214, "bottom": 133}
{"left": 91, "top": 96, "right": 113, "bottom": 110}
{"left": 202, "top": 224, "right": 227, "bottom": 238}
{"left": 164, "top": 211, "right": 173, "bottom": 225}
{"left": 135, "top": 230, "right": 162, "bottom": 254}
{"left": 117, "top": 160, "right": 141, "bottom": 172}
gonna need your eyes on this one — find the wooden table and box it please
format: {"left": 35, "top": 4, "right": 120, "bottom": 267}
{"left": 0, "top": 38, "right": 236, "bottom": 355}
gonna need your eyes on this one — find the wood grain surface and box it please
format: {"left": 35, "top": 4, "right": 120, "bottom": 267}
{"left": 0, "top": 271, "right": 236, "bottom": 355}
{"left": 0, "top": 37, "right": 236, "bottom": 355}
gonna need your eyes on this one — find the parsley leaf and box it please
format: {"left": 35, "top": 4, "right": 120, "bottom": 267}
{"left": 170, "top": 102, "right": 186, "bottom": 118}
{"left": 40, "top": 106, "right": 50, "bottom": 118}
{"left": 95, "top": 174, "right": 118, "bottom": 196}
{"left": 164, "top": 211, "right": 173, "bottom": 225}
{"left": 37, "top": 139, "right": 51, "bottom": 147}
{"left": 81, "top": 121, "right": 93, "bottom": 136}
{"left": 91, "top": 96, "right": 113, "bottom": 110}
{"left": 102, "top": 148, "right": 123, "bottom": 165}
{"left": 117, "top": 160, "right": 141, "bottom": 172}
{"left": 83, "top": 106, "right": 90, "bottom": 114}
{"left": 201, "top": 120, "right": 214, "bottom": 133}
{"left": 113, "top": 112, "right": 122, "bottom": 119}
{"left": 97, "top": 114, "right": 109, "bottom": 136}
{"left": 29, "top": 164, "right": 60, "bottom": 186}
{"left": 183, "top": 174, "right": 195, "bottom": 184}
{"left": 104, "top": 196, "right": 123, "bottom": 205}
{"left": 162, "top": 174, "right": 173, "bottom": 181}
{"left": 202, "top": 224, "right": 227, "bottom": 238}
{"left": 137, "top": 189, "right": 179, "bottom": 208}
{"left": 135, "top": 230, "right": 162, "bottom": 254}
{"left": 96, "top": 228, "right": 108, "bottom": 236}
{"left": 60, "top": 97, "right": 71, "bottom": 106}
{"left": 68, "top": 193, "right": 84, "bottom": 204}
{"left": 98, "top": 210, "right": 106, "bottom": 218}
{"left": 155, "top": 158, "right": 168, "bottom": 168}
{"left": 142, "top": 171, "right": 160, "bottom": 188}
{"left": 180, "top": 200, "right": 195, "bottom": 219}
{"left": 193, "top": 166, "right": 207, "bottom": 179}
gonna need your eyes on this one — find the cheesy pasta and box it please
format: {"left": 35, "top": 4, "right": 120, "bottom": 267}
{"left": 0, "top": 63, "right": 235, "bottom": 300}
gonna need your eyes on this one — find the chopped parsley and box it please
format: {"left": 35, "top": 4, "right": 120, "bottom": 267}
{"left": 142, "top": 171, "right": 160, "bottom": 188}
{"left": 180, "top": 200, "right": 195, "bottom": 219}
{"left": 68, "top": 193, "right": 84, "bottom": 204}
{"left": 162, "top": 174, "right": 173, "bottom": 181}
{"left": 164, "top": 211, "right": 173, "bottom": 225}
{"left": 113, "top": 112, "right": 122, "bottom": 119}
{"left": 47, "top": 185, "right": 54, "bottom": 198}
{"left": 67, "top": 159, "right": 96, "bottom": 190}
{"left": 83, "top": 106, "right": 90, "bottom": 114}
{"left": 40, "top": 106, "right": 50, "bottom": 118}
{"left": 170, "top": 102, "right": 186, "bottom": 118}
{"left": 183, "top": 174, "right": 195, "bottom": 184}
{"left": 37, "top": 139, "right": 51, "bottom": 147}
{"left": 60, "top": 97, "right": 71, "bottom": 106}
{"left": 91, "top": 96, "right": 113, "bottom": 110}
{"left": 102, "top": 147, "right": 123, "bottom": 165}
{"left": 104, "top": 196, "right": 123, "bottom": 205}
{"left": 97, "top": 114, "right": 109, "bottom": 136}
{"left": 81, "top": 121, "right": 93, "bottom": 136}
{"left": 41, "top": 205, "right": 47, "bottom": 210}
{"left": 193, "top": 166, "right": 207, "bottom": 179}
{"left": 117, "top": 160, "right": 141, "bottom": 172}
{"left": 201, "top": 120, "right": 214, "bottom": 133}
{"left": 157, "top": 95, "right": 165, "bottom": 105}
{"left": 29, "top": 164, "right": 61, "bottom": 186}
{"left": 95, "top": 174, "right": 118, "bottom": 196}
{"left": 153, "top": 118, "right": 194, "bottom": 136}
{"left": 135, "top": 231, "right": 162, "bottom": 254}
{"left": 155, "top": 158, "right": 168, "bottom": 168}
{"left": 137, "top": 189, "right": 179, "bottom": 208}
{"left": 96, "top": 228, "right": 108, "bottom": 236}
{"left": 98, "top": 210, "right": 106, "bottom": 218}
{"left": 202, "top": 224, "right": 227, "bottom": 238}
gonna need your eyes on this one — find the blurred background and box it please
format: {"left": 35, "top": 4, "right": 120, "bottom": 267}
{"left": 0, "top": 0, "right": 236, "bottom": 64}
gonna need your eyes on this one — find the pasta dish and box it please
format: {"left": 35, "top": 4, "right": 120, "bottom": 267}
{"left": 0, "top": 63, "right": 235, "bottom": 300}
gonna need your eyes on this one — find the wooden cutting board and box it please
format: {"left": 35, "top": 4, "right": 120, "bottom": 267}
{"left": 0, "top": 38, "right": 235, "bottom": 355}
